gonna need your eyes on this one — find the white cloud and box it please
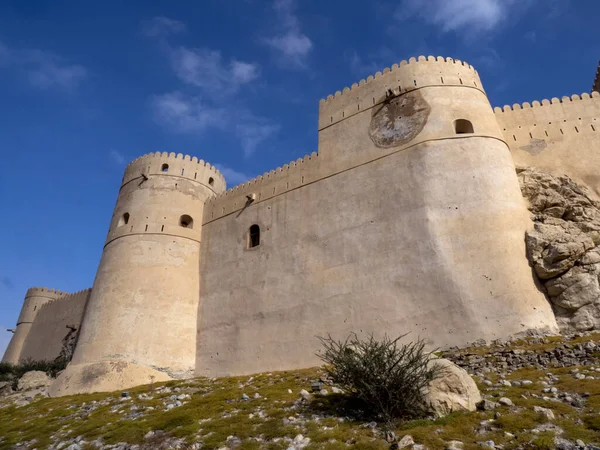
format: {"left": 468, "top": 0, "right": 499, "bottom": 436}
{"left": 264, "top": 0, "right": 313, "bottom": 67}
{"left": 141, "top": 16, "right": 186, "bottom": 38}
{"left": 151, "top": 92, "right": 227, "bottom": 134}
{"left": 214, "top": 164, "right": 252, "bottom": 186}
{"left": 396, "top": 0, "right": 534, "bottom": 33}
{"left": 0, "top": 42, "right": 87, "bottom": 90}
{"left": 151, "top": 92, "right": 278, "bottom": 156}
{"left": 170, "top": 47, "right": 260, "bottom": 94}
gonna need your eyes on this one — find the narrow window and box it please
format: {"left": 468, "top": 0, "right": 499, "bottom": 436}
{"left": 118, "top": 213, "right": 130, "bottom": 227}
{"left": 181, "top": 169, "right": 185, "bottom": 175}
{"left": 179, "top": 214, "right": 193, "bottom": 229}
{"left": 208, "top": 177, "right": 214, "bottom": 186}
{"left": 161, "top": 164, "right": 169, "bottom": 172}
{"left": 454, "top": 119, "right": 474, "bottom": 134}
{"left": 34, "top": 305, "right": 37, "bottom": 311}
{"left": 161, "top": 225, "right": 164, "bottom": 232}
{"left": 248, "top": 224, "right": 260, "bottom": 248}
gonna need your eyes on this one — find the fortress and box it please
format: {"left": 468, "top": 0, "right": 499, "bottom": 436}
{"left": 4, "top": 56, "right": 600, "bottom": 397}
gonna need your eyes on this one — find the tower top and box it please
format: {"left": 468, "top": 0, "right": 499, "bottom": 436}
{"left": 317, "top": 55, "right": 483, "bottom": 131}
{"left": 593, "top": 61, "right": 600, "bottom": 93}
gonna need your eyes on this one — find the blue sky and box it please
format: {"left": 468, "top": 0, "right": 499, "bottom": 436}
{"left": 0, "top": 0, "right": 599, "bottom": 356}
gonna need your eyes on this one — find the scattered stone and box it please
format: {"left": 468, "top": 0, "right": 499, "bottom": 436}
{"left": 534, "top": 405, "right": 556, "bottom": 421}
{"left": 476, "top": 399, "right": 498, "bottom": 411}
{"left": 241, "top": 393, "right": 250, "bottom": 400}
{"left": 397, "top": 435, "right": 414, "bottom": 448}
{"left": 299, "top": 390, "right": 312, "bottom": 401}
{"left": 446, "top": 441, "right": 464, "bottom": 450}
{"left": 478, "top": 441, "right": 495, "bottom": 449}
{"left": 253, "top": 393, "right": 261, "bottom": 399}
{"left": 121, "top": 391, "right": 130, "bottom": 398}
{"left": 385, "top": 431, "right": 397, "bottom": 443}
{"left": 331, "top": 386, "right": 343, "bottom": 394}
{"left": 0, "top": 381, "right": 13, "bottom": 396}
{"left": 498, "top": 397, "right": 513, "bottom": 407}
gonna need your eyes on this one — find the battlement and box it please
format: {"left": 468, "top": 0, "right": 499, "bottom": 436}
{"left": 122, "top": 152, "right": 226, "bottom": 194}
{"left": 25, "top": 287, "right": 69, "bottom": 299}
{"left": 34, "top": 288, "right": 91, "bottom": 317}
{"left": 494, "top": 91, "right": 600, "bottom": 144}
{"left": 318, "top": 55, "right": 484, "bottom": 131}
{"left": 593, "top": 61, "right": 600, "bottom": 93}
{"left": 204, "top": 151, "right": 319, "bottom": 222}
{"left": 494, "top": 91, "right": 600, "bottom": 113}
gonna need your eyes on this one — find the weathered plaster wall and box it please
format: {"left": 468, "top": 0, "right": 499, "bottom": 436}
{"left": 196, "top": 57, "right": 558, "bottom": 378}
{"left": 51, "top": 153, "right": 225, "bottom": 396}
{"left": 495, "top": 93, "right": 600, "bottom": 198}
{"left": 19, "top": 289, "right": 91, "bottom": 362}
{"left": 2, "top": 288, "right": 67, "bottom": 364}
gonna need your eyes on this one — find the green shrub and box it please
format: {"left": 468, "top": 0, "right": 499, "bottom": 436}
{"left": 317, "top": 333, "right": 442, "bottom": 423}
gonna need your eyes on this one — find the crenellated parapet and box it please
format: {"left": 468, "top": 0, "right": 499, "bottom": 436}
{"left": 593, "top": 61, "right": 600, "bottom": 93}
{"left": 494, "top": 91, "right": 600, "bottom": 145}
{"left": 204, "top": 152, "right": 319, "bottom": 223}
{"left": 25, "top": 287, "right": 69, "bottom": 299}
{"left": 318, "top": 55, "right": 484, "bottom": 131}
{"left": 122, "top": 152, "right": 226, "bottom": 193}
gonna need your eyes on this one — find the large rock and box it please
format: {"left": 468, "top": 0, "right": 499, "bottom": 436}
{"left": 17, "top": 371, "right": 52, "bottom": 391}
{"left": 423, "top": 358, "right": 481, "bottom": 417}
{"left": 519, "top": 167, "right": 600, "bottom": 332}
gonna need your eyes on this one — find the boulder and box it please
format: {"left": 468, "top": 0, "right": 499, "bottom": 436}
{"left": 17, "top": 371, "right": 52, "bottom": 391}
{"left": 0, "top": 381, "right": 13, "bottom": 396}
{"left": 519, "top": 167, "right": 600, "bottom": 332}
{"left": 423, "top": 358, "right": 482, "bottom": 417}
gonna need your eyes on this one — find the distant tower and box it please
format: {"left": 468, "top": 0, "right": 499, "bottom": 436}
{"left": 2, "top": 288, "right": 66, "bottom": 364}
{"left": 51, "top": 152, "right": 225, "bottom": 396}
{"left": 593, "top": 60, "right": 600, "bottom": 93}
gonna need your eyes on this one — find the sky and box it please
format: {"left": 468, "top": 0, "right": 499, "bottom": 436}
{"left": 0, "top": 0, "right": 599, "bottom": 357}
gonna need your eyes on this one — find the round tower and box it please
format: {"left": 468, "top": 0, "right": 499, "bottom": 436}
{"left": 50, "top": 152, "right": 225, "bottom": 396}
{"left": 315, "top": 55, "right": 558, "bottom": 346}
{"left": 2, "top": 287, "right": 67, "bottom": 364}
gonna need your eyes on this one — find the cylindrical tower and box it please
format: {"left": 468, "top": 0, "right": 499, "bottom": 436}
{"left": 50, "top": 152, "right": 225, "bottom": 396}
{"left": 2, "top": 288, "right": 67, "bottom": 364}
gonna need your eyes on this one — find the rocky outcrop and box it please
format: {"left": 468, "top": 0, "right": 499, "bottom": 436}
{"left": 518, "top": 167, "right": 600, "bottom": 332}
{"left": 17, "top": 370, "right": 53, "bottom": 391}
{"left": 423, "top": 358, "right": 481, "bottom": 417}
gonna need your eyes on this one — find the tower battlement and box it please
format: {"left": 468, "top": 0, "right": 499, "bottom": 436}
{"left": 122, "top": 152, "right": 226, "bottom": 193}
{"left": 25, "top": 287, "right": 69, "bottom": 299}
{"left": 318, "top": 55, "right": 484, "bottom": 131}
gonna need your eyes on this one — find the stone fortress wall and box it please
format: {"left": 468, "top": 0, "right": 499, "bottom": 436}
{"left": 495, "top": 92, "right": 600, "bottom": 198}
{"left": 196, "top": 56, "right": 558, "bottom": 377}
{"left": 2, "top": 288, "right": 70, "bottom": 364}
{"left": 3, "top": 55, "right": 599, "bottom": 396}
{"left": 19, "top": 289, "right": 91, "bottom": 362}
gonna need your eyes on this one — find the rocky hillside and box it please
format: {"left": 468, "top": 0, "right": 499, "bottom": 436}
{"left": 519, "top": 167, "right": 600, "bottom": 332}
{"left": 3, "top": 332, "right": 600, "bottom": 450}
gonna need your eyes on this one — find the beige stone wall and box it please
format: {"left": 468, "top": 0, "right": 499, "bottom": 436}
{"left": 19, "top": 289, "right": 91, "bottom": 362}
{"left": 196, "top": 58, "right": 558, "bottom": 378}
{"left": 495, "top": 93, "right": 600, "bottom": 198}
{"left": 52, "top": 153, "right": 225, "bottom": 395}
{"left": 2, "top": 288, "right": 67, "bottom": 364}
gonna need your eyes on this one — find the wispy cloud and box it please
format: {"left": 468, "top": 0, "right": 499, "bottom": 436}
{"left": 141, "top": 16, "right": 186, "bottom": 38}
{"left": 109, "top": 150, "right": 127, "bottom": 166}
{"left": 151, "top": 92, "right": 227, "bottom": 134}
{"left": 0, "top": 42, "right": 87, "bottom": 90}
{"left": 145, "top": 18, "right": 278, "bottom": 156}
{"left": 170, "top": 47, "right": 260, "bottom": 94}
{"left": 395, "top": 0, "right": 535, "bottom": 34}
{"left": 151, "top": 92, "right": 279, "bottom": 156}
{"left": 263, "top": 0, "right": 313, "bottom": 68}
{"left": 214, "top": 164, "right": 253, "bottom": 186}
